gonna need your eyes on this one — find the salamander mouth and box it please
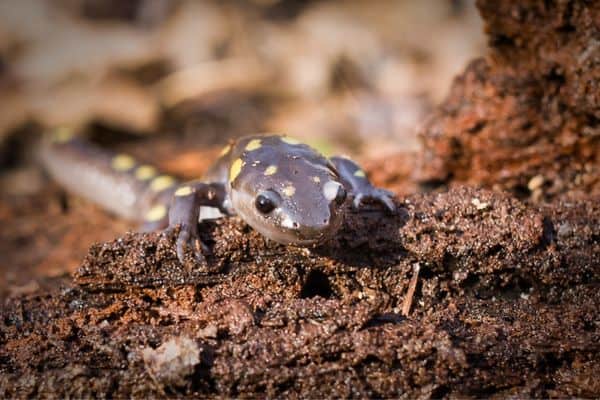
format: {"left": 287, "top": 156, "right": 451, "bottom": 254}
{"left": 250, "top": 213, "right": 342, "bottom": 246}
{"left": 256, "top": 225, "right": 334, "bottom": 246}
{"left": 286, "top": 212, "right": 343, "bottom": 245}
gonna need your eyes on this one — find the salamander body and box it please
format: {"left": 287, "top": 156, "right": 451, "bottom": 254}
{"left": 41, "top": 129, "right": 395, "bottom": 261}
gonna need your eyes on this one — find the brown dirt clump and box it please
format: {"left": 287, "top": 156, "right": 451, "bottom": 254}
{"left": 1, "top": 187, "right": 598, "bottom": 398}
{"left": 416, "top": 0, "right": 599, "bottom": 202}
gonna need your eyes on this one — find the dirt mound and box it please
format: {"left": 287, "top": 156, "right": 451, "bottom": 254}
{"left": 2, "top": 187, "right": 598, "bottom": 397}
{"left": 416, "top": 1, "right": 599, "bottom": 202}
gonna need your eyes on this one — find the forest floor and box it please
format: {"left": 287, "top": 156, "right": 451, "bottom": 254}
{"left": 0, "top": 0, "right": 598, "bottom": 398}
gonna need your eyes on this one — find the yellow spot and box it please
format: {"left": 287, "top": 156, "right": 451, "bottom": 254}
{"left": 281, "top": 136, "right": 301, "bottom": 145}
{"left": 145, "top": 204, "right": 167, "bottom": 222}
{"left": 245, "top": 139, "right": 262, "bottom": 151}
{"left": 312, "top": 176, "right": 321, "bottom": 183}
{"left": 219, "top": 144, "right": 231, "bottom": 157}
{"left": 354, "top": 169, "right": 366, "bottom": 178}
{"left": 135, "top": 165, "right": 157, "bottom": 180}
{"left": 51, "top": 127, "right": 74, "bottom": 143}
{"left": 229, "top": 158, "right": 244, "bottom": 182}
{"left": 264, "top": 165, "right": 278, "bottom": 176}
{"left": 150, "top": 175, "right": 176, "bottom": 192}
{"left": 282, "top": 185, "right": 296, "bottom": 197}
{"left": 111, "top": 154, "right": 136, "bottom": 171}
{"left": 175, "top": 186, "right": 194, "bottom": 197}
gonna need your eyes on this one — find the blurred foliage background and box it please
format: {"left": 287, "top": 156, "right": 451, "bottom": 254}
{"left": 0, "top": 0, "right": 485, "bottom": 287}
{"left": 0, "top": 0, "right": 484, "bottom": 164}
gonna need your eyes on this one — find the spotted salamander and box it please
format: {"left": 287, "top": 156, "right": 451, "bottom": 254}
{"left": 41, "top": 128, "right": 395, "bottom": 262}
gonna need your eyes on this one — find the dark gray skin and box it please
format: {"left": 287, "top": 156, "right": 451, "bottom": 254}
{"left": 41, "top": 131, "right": 395, "bottom": 263}
{"left": 169, "top": 135, "right": 395, "bottom": 262}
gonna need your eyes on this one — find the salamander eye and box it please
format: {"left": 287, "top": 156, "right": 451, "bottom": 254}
{"left": 255, "top": 191, "right": 280, "bottom": 214}
{"left": 334, "top": 185, "right": 347, "bottom": 205}
{"left": 255, "top": 195, "right": 275, "bottom": 214}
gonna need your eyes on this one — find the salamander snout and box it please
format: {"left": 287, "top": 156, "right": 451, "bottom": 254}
{"left": 279, "top": 203, "right": 343, "bottom": 244}
{"left": 258, "top": 185, "right": 344, "bottom": 246}
{"left": 230, "top": 180, "right": 346, "bottom": 247}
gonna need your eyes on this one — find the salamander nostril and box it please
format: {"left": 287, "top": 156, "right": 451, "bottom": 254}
{"left": 293, "top": 222, "right": 299, "bottom": 228}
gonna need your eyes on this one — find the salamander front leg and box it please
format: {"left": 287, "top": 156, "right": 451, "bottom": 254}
{"left": 329, "top": 156, "right": 396, "bottom": 213}
{"left": 167, "top": 182, "right": 228, "bottom": 263}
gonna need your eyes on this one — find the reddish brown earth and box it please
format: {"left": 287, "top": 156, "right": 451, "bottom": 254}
{"left": 1, "top": 0, "right": 599, "bottom": 398}
{"left": 2, "top": 186, "right": 598, "bottom": 398}
{"left": 416, "top": 0, "right": 599, "bottom": 202}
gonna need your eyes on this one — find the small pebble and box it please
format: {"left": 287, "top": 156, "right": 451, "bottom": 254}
{"left": 527, "top": 175, "right": 545, "bottom": 191}
{"left": 471, "top": 198, "right": 489, "bottom": 210}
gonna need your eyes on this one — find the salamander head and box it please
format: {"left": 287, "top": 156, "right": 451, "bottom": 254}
{"left": 228, "top": 136, "right": 346, "bottom": 245}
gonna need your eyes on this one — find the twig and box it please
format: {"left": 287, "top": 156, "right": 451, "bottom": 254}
{"left": 402, "top": 263, "right": 420, "bottom": 316}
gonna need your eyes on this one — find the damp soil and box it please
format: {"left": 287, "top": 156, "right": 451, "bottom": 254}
{"left": 1, "top": 163, "right": 598, "bottom": 398}
{"left": 415, "top": 1, "right": 599, "bottom": 203}
{"left": 1, "top": 0, "right": 599, "bottom": 398}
